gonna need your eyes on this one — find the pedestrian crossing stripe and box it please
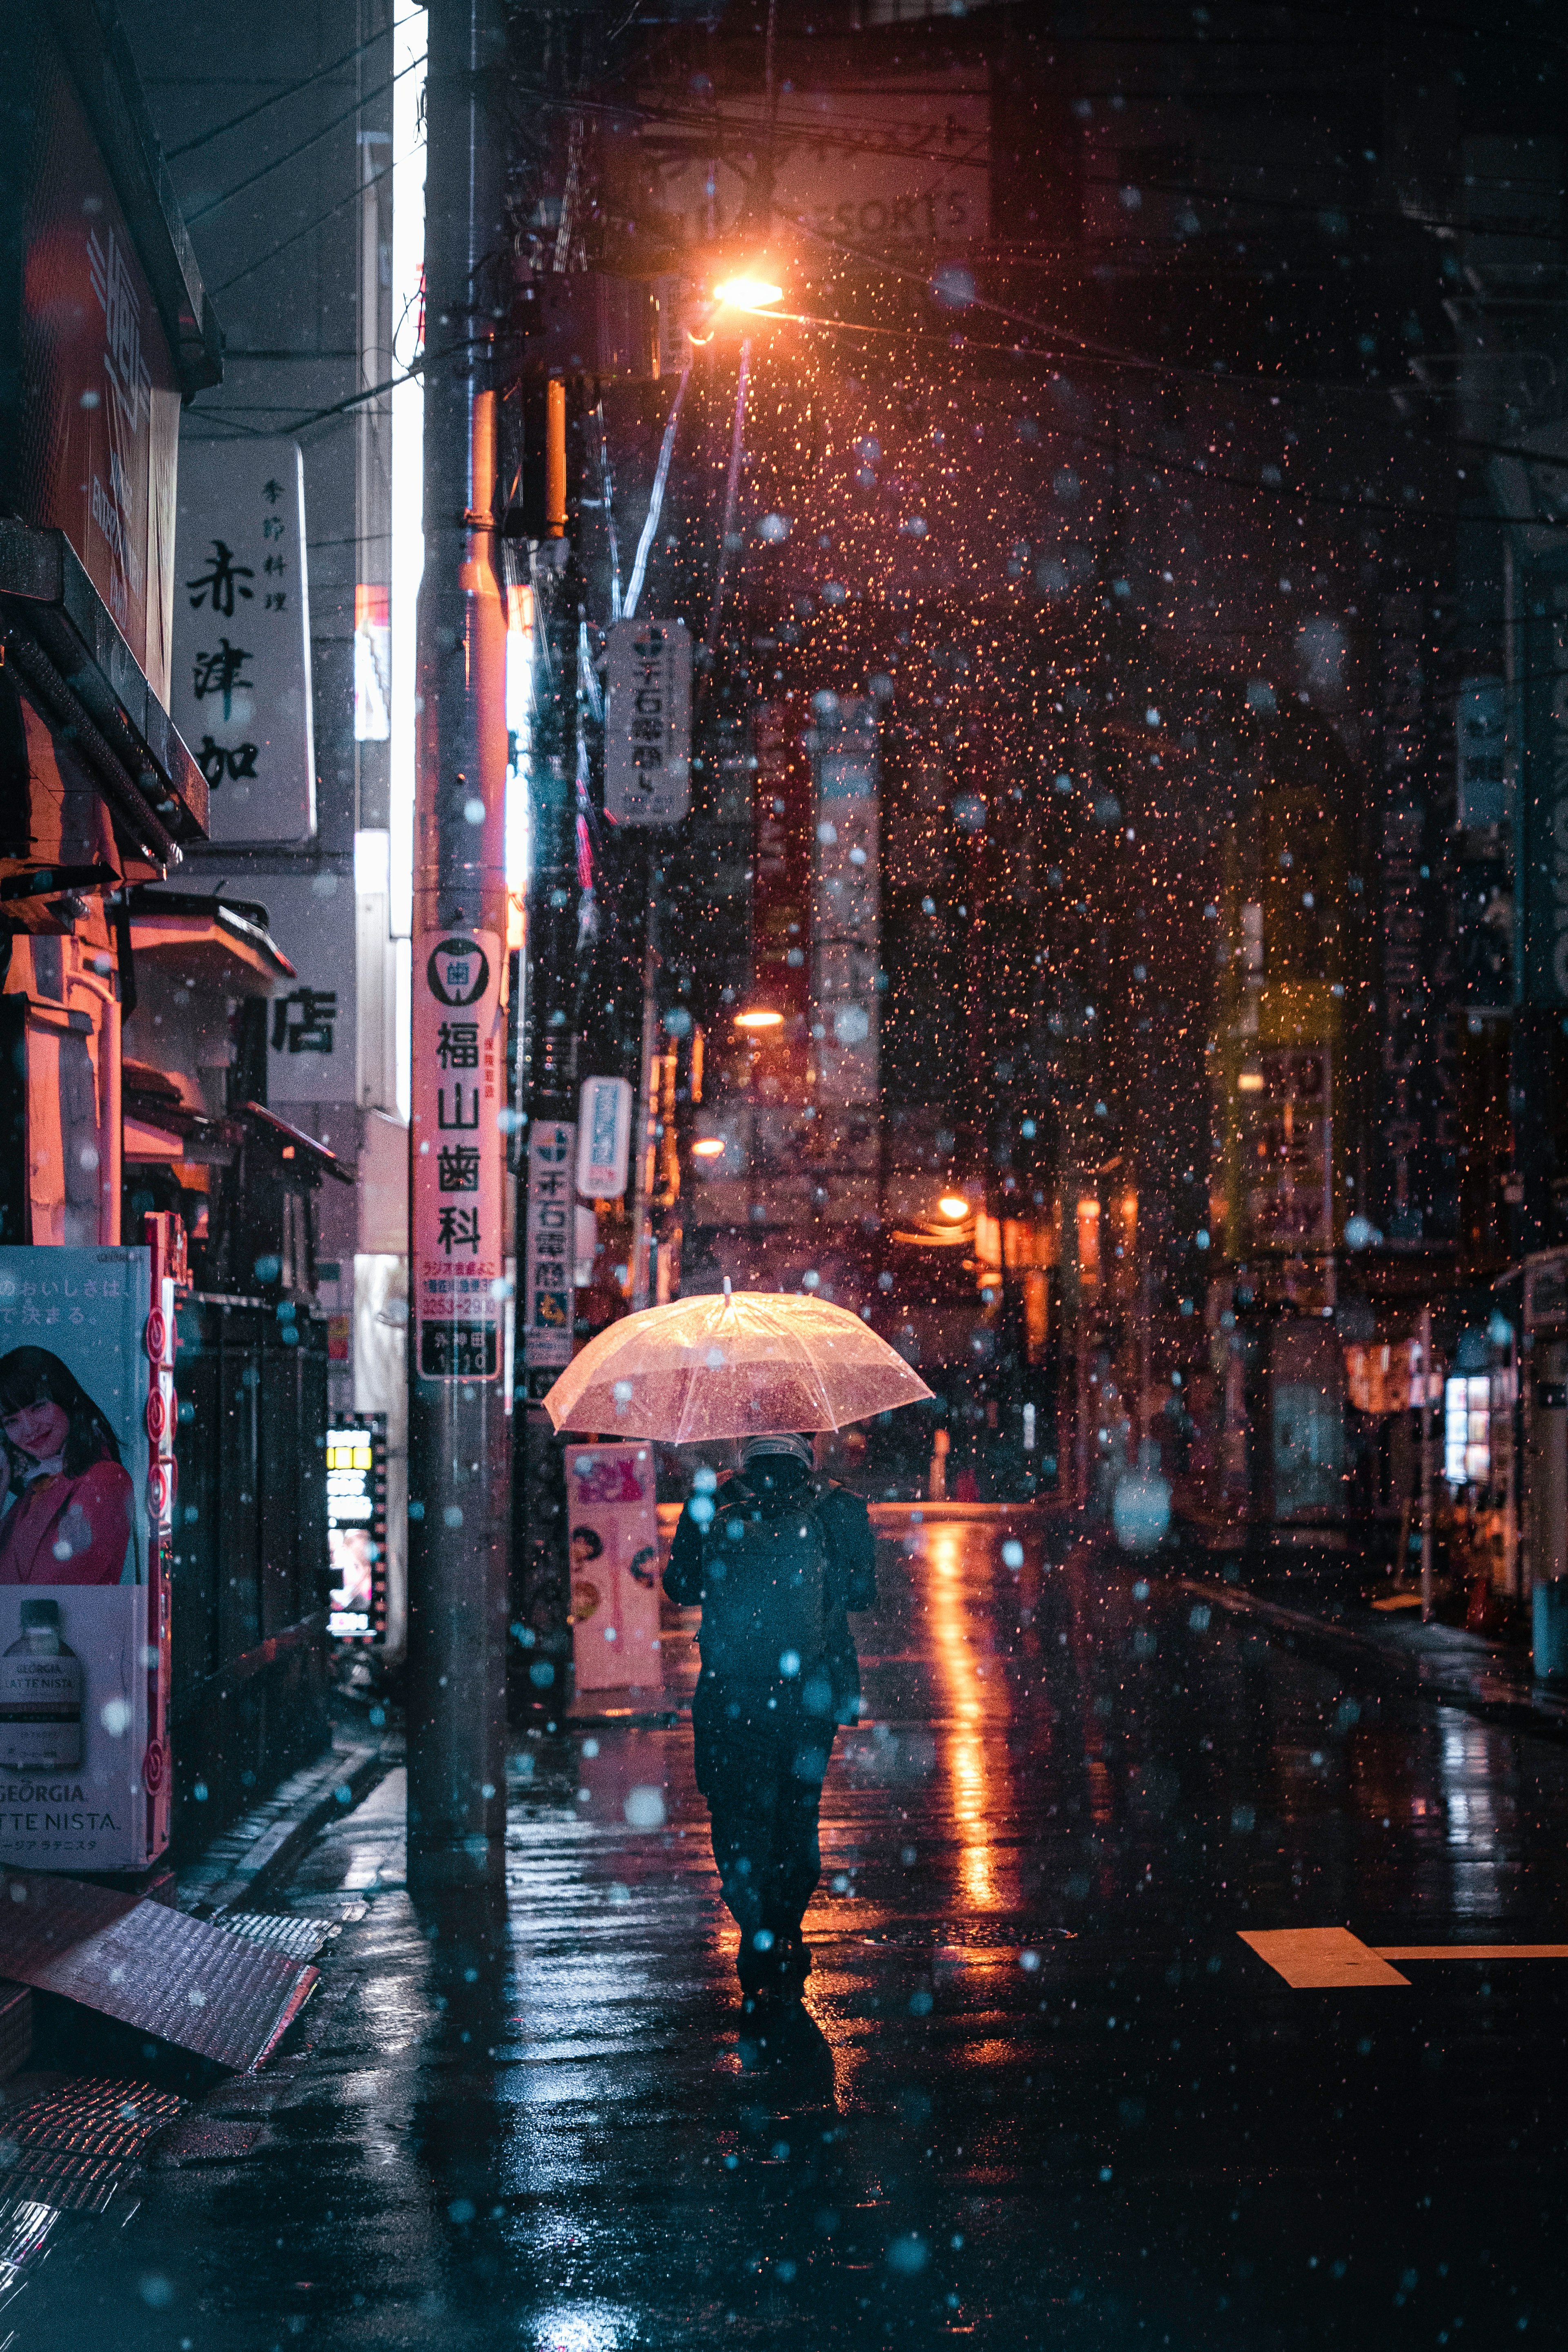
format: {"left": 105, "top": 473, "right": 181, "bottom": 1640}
{"left": 1241, "top": 1928, "right": 1568, "bottom": 1987}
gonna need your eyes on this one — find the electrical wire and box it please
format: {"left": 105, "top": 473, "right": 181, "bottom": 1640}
{"left": 209, "top": 149, "right": 405, "bottom": 296}
{"left": 165, "top": 7, "right": 424, "bottom": 159}
{"left": 185, "top": 50, "right": 424, "bottom": 227}
{"left": 624, "top": 366, "right": 691, "bottom": 619}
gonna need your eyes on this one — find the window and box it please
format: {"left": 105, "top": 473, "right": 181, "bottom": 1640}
{"left": 1444, "top": 1375, "right": 1490, "bottom": 1486}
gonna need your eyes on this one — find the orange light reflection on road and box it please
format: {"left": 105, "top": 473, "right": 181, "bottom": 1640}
{"left": 926, "top": 1525, "right": 997, "bottom": 1910}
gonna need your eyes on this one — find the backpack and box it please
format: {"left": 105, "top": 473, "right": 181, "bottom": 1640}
{"left": 698, "top": 1485, "right": 831, "bottom": 1686}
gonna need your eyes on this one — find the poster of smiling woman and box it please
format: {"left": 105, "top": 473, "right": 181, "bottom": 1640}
{"left": 0, "top": 1249, "right": 163, "bottom": 1873}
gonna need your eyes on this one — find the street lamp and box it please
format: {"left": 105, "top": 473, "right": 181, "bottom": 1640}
{"left": 693, "top": 1137, "right": 726, "bottom": 1160}
{"left": 938, "top": 1194, "right": 971, "bottom": 1223}
{"left": 734, "top": 1006, "right": 784, "bottom": 1031}
{"left": 713, "top": 275, "right": 784, "bottom": 312}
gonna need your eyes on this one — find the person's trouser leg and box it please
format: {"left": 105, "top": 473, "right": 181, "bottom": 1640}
{"left": 693, "top": 1693, "right": 783, "bottom": 1986}
{"left": 758, "top": 1728, "right": 835, "bottom": 1967}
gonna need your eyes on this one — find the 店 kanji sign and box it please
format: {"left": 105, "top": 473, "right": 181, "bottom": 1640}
{"left": 412, "top": 930, "right": 505, "bottom": 1380}
{"left": 605, "top": 618, "right": 691, "bottom": 825}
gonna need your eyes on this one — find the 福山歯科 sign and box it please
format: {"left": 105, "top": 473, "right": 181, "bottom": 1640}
{"left": 412, "top": 932, "right": 505, "bottom": 1379}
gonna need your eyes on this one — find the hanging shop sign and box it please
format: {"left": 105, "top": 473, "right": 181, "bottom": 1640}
{"left": 564, "top": 1443, "right": 663, "bottom": 1693}
{"left": 812, "top": 696, "right": 881, "bottom": 1109}
{"left": 0, "top": 1244, "right": 172, "bottom": 1875}
{"left": 326, "top": 1412, "right": 388, "bottom": 1643}
{"left": 605, "top": 618, "right": 691, "bottom": 825}
{"left": 523, "top": 1121, "right": 577, "bottom": 1372}
{"left": 254, "top": 868, "right": 358, "bottom": 1110}
{"left": 169, "top": 437, "right": 316, "bottom": 845}
{"left": 576, "top": 1076, "right": 634, "bottom": 1199}
{"left": 412, "top": 930, "right": 506, "bottom": 1380}
{"left": 645, "top": 71, "right": 990, "bottom": 254}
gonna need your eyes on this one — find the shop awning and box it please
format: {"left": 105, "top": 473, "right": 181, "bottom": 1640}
{"left": 128, "top": 889, "right": 296, "bottom": 994}
{"left": 0, "top": 523, "right": 209, "bottom": 871}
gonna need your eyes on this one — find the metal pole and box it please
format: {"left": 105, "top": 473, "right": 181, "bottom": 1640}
{"left": 629, "top": 861, "right": 659, "bottom": 1311}
{"left": 405, "top": 0, "right": 510, "bottom": 1888}
{"left": 512, "top": 383, "right": 582, "bottom": 1688}
{"left": 1419, "top": 1302, "right": 1435, "bottom": 1622}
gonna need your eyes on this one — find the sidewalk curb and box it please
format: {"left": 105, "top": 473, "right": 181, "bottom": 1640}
{"left": 176, "top": 1736, "right": 396, "bottom": 1918}
{"left": 1184, "top": 1578, "right": 1568, "bottom": 1745}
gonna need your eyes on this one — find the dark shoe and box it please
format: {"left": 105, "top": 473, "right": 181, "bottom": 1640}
{"left": 736, "top": 1929, "right": 779, "bottom": 1997}
{"left": 775, "top": 1934, "right": 812, "bottom": 1997}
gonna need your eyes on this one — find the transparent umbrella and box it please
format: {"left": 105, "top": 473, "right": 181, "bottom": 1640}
{"left": 541, "top": 1285, "right": 933, "bottom": 1442}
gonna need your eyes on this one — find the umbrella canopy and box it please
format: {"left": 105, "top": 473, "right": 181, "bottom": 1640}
{"left": 541, "top": 1289, "right": 933, "bottom": 1441}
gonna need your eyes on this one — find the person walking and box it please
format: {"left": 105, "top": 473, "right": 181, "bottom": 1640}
{"left": 664, "top": 1432, "right": 875, "bottom": 2004}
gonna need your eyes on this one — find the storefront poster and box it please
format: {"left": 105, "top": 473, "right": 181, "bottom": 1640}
{"left": 565, "top": 1444, "right": 662, "bottom": 1692}
{"left": 0, "top": 1246, "right": 165, "bottom": 1872}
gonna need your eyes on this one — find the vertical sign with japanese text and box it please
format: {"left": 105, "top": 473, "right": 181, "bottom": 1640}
{"left": 18, "top": 38, "right": 181, "bottom": 707}
{"left": 412, "top": 931, "right": 505, "bottom": 1379}
{"left": 523, "top": 1123, "right": 577, "bottom": 1371}
{"left": 170, "top": 438, "right": 316, "bottom": 843}
{"left": 605, "top": 618, "right": 691, "bottom": 825}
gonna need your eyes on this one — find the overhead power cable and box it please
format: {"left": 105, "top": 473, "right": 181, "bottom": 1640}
{"left": 624, "top": 367, "right": 691, "bottom": 620}
{"left": 209, "top": 150, "right": 405, "bottom": 296}
{"left": 185, "top": 49, "right": 423, "bottom": 227}
{"left": 165, "top": 7, "right": 423, "bottom": 158}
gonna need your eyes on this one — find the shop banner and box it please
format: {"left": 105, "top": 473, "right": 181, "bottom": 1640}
{"left": 412, "top": 930, "right": 506, "bottom": 1379}
{"left": 605, "top": 619, "right": 691, "bottom": 825}
{"left": 576, "top": 1076, "right": 633, "bottom": 1199}
{"left": 523, "top": 1122, "right": 576, "bottom": 1372}
{"left": 169, "top": 438, "right": 316, "bottom": 844}
{"left": 565, "top": 1444, "right": 662, "bottom": 1692}
{"left": 0, "top": 1246, "right": 168, "bottom": 1873}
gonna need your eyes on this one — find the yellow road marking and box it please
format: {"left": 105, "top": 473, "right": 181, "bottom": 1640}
{"left": 1374, "top": 1944, "right": 1568, "bottom": 1961}
{"left": 1239, "top": 1928, "right": 1410, "bottom": 1987}
{"left": 1241, "top": 1928, "right": 1568, "bottom": 1985}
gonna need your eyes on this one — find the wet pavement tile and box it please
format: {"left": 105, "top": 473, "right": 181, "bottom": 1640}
{"left": 16, "top": 1515, "right": 1568, "bottom": 2348}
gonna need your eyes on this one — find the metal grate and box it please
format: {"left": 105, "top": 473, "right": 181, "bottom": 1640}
{"left": 0, "top": 2079, "right": 185, "bottom": 2215}
{"left": 0, "top": 1874, "right": 318, "bottom": 2070}
{"left": 215, "top": 1912, "right": 339, "bottom": 1962}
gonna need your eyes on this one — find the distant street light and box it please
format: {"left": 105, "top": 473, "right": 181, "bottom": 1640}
{"left": 734, "top": 1007, "right": 784, "bottom": 1031}
{"left": 693, "top": 1137, "right": 726, "bottom": 1159}
{"left": 938, "top": 1195, "right": 971, "bottom": 1222}
{"left": 713, "top": 275, "right": 784, "bottom": 312}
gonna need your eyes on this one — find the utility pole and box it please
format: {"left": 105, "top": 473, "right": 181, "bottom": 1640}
{"left": 406, "top": 0, "right": 511, "bottom": 1888}
{"left": 515, "top": 373, "right": 583, "bottom": 1661}
{"left": 1419, "top": 1301, "right": 1436, "bottom": 1622}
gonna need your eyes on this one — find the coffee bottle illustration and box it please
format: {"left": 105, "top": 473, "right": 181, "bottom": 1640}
{"left": 0, "top": 1599, "right": 85, "bottom": 1772}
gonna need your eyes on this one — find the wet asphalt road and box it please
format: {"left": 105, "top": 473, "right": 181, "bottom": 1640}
{"left": 20, "top": 1509, "right": 1568, "bottom": 2349}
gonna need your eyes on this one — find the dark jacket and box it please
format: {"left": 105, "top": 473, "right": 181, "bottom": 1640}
{"left": 664, "top": 1458, "right": 875, "bottom": 1726}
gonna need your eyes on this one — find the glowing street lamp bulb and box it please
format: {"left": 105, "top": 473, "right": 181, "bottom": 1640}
{"left": 938, "top": 1195, "right": 971, "bottom": 1222}
{"left": 692, "top": 1137, "right": 726, "bottom": 1159}
{"left": 734, "top": 1008, "right": 784, "bottom": 1030}
{"left": 713, "top": 275, "right": 784, "bottom": 311}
